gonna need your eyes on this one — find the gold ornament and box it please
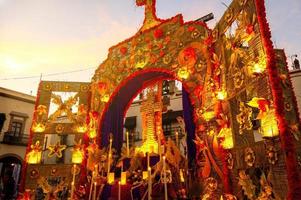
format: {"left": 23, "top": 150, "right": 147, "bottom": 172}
{"left": 47, "top": 142, "right": 67, "bottom": 158}
{"left": 236, "top": 102, "right": 252, "bottom": 134}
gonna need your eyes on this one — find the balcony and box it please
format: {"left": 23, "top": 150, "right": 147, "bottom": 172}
{"left": 2, "top": 132, "right": 29, "bottom": 146}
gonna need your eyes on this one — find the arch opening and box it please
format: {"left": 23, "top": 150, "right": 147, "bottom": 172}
{"left": 99, "top": 69, "right": 196, "bottom": 164}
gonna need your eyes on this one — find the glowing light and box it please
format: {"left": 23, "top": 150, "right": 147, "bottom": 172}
{"left": 216, "top": 90, "right": 227, "bottom": 100}
{"left": 27, "top": 152, "right": 42, "bottom": 164}
{"left": 101, "top": 94, "right": 110, "bottom": 102}
{"left": 179, "top": 169, "right": 185, "bottom": 182}
{"left": 143, "top": 171, "right": 148, "bottom": 180}
{"left": 135, "top": 139, "right": 158, "bottom": 155}
{"left": 26, "top": 141, "right": 42, "bottom": 164}
{"left": 108, "top": 172, "right": 115, "bottom": 184}
{"left": 76, "top": 124, "right": 87, "bottom": 133}
{"left": 260, "top": 109, "right": 279, "bottom": 138}
{"left": 202, "top": 111, "right": 215, "bottom": 121}
{"left": 72, "top": 149, "right": 84, "bottom": 164}
{"left": 88, "top": 128, "right": 97, "bottom": 139}
{"left": 177, "top": 68, "right": 189, "bottom": 79}
{"left": 31, "top": 122, "right": 45, "bottom": 133}
{"left": 217, "top": 128, "right": 234, "bottom": 149}
{"left": 120, "top": 172, "right": 127, "bottom": 185}
{"left": 250, "top": 63, "right": 266, "bottom": 74}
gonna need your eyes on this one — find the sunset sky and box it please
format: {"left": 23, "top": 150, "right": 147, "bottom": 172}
{"left": 0, "top": 0, "right": 300, "bottom": 95}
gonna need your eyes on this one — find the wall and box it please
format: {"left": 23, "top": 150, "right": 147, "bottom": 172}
{"left": 290, "top": 69, "right": 301, "bottom": 116}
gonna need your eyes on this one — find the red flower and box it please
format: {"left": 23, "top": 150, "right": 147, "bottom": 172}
{"left": 204, "top": 36, "right": 213, "bottom": 46}
{"left": 97, "top": 82, "right": 107, "bottom": 94}
{"left": 159, "top": 50, "right": 165, "bottom": 57}
{"left": 154, "top": 28, "right": 164, "bottom": 39}
{"left": 257, "top": 99, "right": 270, "bottom": 112}
{"left": 164, "top": 36, "right": 171, "bottom": 43}
{"left": 92, "top": 111, "right": 99, "bottom": 119}
{"left": 119, "top": 46, "right": 127, "bottom": 55}
{"left": 183, "top": 47, "right": 196, "bottom": 61}
{"left": 246, "top": 24, "right": 254, "bottom": 35}
{"left": 193, "top": 85, "right": 203, "bottom": 97}
{"left": 188, "top": 26, "right": 196, "bottom": 32}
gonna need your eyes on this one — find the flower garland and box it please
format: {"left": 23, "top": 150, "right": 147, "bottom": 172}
{"left": 254, "top": 0, "right": 301, "bottom": 199}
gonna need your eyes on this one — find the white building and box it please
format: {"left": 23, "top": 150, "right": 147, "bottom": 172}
{"left": 0, "top": 87, "right": 35, "bottom": 195}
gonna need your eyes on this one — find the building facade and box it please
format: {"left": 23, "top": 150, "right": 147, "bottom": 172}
{"left": 0, "top": 87, "right": 35, "bottom": 197}
{"left": 290, "top": 69, "right": 301, "bottom": 115}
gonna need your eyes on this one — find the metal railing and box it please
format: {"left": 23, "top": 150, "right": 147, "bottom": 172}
{"left": 2, "top": 132, "right": 29, "bottom": 146}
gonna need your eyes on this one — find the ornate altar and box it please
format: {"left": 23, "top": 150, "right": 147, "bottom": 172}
{"left": 19, "top": 0, "right": 301, "bottom": 199}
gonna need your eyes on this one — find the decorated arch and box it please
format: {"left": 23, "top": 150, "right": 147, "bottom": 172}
{"left": 20, "top": 0, "right": 301, "bottom": 199}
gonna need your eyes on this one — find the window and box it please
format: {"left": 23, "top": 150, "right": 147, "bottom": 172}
{"left": 8, "top": 111, "right": 28, "bottom": 136}
{"left": 11, "top": 121, "right": 23, "bottom": 136}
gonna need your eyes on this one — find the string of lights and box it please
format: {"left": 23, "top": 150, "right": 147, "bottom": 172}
{"left": 0, "top": 67, "right": 96, "bottom": 81}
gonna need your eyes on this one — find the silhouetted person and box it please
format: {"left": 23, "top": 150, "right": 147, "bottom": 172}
{"left": 3, "top": 172, "right": 16, "bottom": 200}
{"left": 294, "top": 56, "right": 300, "bottom": 70}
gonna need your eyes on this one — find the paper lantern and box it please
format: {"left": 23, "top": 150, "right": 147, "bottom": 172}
{"left": 27, "top": 141, "right": 42, "bottom": 164}
{"left": 120, "top": 172, "right": 127, "bottom": 185}
{"left": 72, "top": 149, "right": 84, "bottom": 164}
{"left": 108, "top": 172, "right": 115, "bottom": 184}
{"left": 27, "top": 151, "right": 42, "bottom": 164}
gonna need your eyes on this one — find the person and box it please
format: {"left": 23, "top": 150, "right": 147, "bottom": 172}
{"left": 3, "top": 171, "right": 16, "bottom": 200}
{"left": 294, "top": 57, "right": 300, "bottom": 70}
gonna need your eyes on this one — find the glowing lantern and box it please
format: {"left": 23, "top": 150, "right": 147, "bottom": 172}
{"left": 217, "top": 128, "right": 234, "bottom": 149}
{"left": 260, "top": 109, "right": 279, "bottom": 138}
{"left": 177, "top": 68, "right": 189, "bottom": 79}
{"left": 72, "top": 140, "right": 84, "bottom": 164}
{"left": 202, "top": 111, "right": 215, "bottom": 121}
{"left": 216, "top": 90, "right": 227, "bottom": 100}
{"left": 120, "top": 172, "right": 127, "bottom": 185}
{"left": 31, "top": 122, "right": 45, "bottom": 133}
{"left": 108, "top": 172, "right": 115, "bottom": 184}
{"left": 101, "top": 94, "right": 110, "bottom": 103}
{"left": 142, "top": 171, "right": 148, "bottom": 180}
{"left": 88, "top": 128, "right": 97, "bottom": 139}
{"left": 27, "top": 141, "right": 42, "bottom": 164}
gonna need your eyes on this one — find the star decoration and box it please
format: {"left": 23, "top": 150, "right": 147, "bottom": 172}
{"left": 47, "top": 142, "right": 67, "bottom": 158}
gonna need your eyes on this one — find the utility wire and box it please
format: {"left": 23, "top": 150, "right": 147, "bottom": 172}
{"left": 0, "top": 67, "right": 96, "bottom": 81}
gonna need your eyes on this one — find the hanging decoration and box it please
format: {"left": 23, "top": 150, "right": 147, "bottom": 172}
{"left": 47, "top": 142, "right": 67, "bottom": 158}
